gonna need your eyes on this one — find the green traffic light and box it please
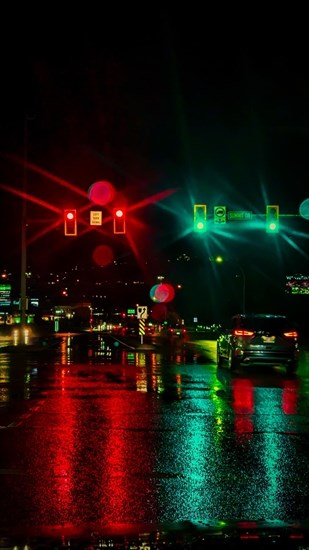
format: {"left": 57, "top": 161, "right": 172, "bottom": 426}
{"left": 194, "top": 204, "right": 207, "bottom": 232}
{"left": 196, "top": 221, "right": 205, "bottom": 231}
{"left": 266, "top": 205, "right": 279, "bottom": 233}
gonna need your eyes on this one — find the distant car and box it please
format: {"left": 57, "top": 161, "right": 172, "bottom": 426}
{"left": 122, "top": 322, "right": 138, "bottom": 336}
{"left": 145, "top": 324, "right": 155, "bottom": 334}
{"left": 161, "top": 324, "right": 188, "bottom": 339}
{"left": 217, "top": 313, "right": 299, "bottom": 373}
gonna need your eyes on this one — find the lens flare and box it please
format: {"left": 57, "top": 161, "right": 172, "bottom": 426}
{"left": 88, "top": 181, "right": 115, "bottom": 206}
{"left": 151, "top": 303, "right": 168, "bottom": 321}
{"left": 299, "top": 198, "right": 309, "bottom": 220}
{"left": 92, "top": 245, "right": 114, "bottom": 267}
{"left": 150, "top": 284, "right": 160, "bottom": 302}
{"left": 150, "top": 283, "right": 175, "bottom": 303}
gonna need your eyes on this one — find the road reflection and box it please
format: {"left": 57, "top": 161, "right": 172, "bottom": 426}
{"left": 0, "top": 333, "right": 309, "bottom": 536}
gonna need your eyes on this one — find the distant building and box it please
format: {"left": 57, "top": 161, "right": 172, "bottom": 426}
{"left": 0, "top": 283, "right": 11, "bottom": 309}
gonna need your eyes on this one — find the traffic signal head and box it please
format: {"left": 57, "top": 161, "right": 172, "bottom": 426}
{"left": 64, "top": 209, "right": 77, "bottom": 236}
{"left": 193, "top": 204, "right": 207, "bottom": 232}
{"left": 113, "top": 207, "right": 126, "bottom": 234}
{"left": 266, "top": 205, "right": 279, "bottom": 233}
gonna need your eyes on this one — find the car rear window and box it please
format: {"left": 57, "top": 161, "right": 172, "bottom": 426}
{"left": 235, "top": 316, "right": 291, "bottom": 333}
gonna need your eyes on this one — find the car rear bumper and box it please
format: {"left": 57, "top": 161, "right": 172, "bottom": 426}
{"left": 238, "top": 350, "right": 299, "bottom": 365}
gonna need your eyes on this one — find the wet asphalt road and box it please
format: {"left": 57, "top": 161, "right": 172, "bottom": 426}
{"left": 0, "top": 332, "right": 309, "bottom": 539}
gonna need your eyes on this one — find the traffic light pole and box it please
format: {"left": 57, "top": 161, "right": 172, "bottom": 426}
{"left": 211, "top": 256, "right": 246, "bottom": 314}
{"left": 237, "top": 264, "right": 246, "bottom": 315}
{"left": 20, "top": 199, "right": 27, "bottom": 328}
{"left": 20, "top": 116, "right": 28, "bottom": 330}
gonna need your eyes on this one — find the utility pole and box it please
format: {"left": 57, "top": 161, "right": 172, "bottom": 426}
{"left": 236, "top": 264, "right": 246, "bottom": 314}
{"left": 210, "top": 256, "right": 246, "bottom": 314}
{"left": 20, "top": 116, "right": 29, "bottom": 329}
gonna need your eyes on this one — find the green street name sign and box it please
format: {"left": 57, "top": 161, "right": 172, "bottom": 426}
{"left": 228, "top": 210, "right": 252, "bottom": 220}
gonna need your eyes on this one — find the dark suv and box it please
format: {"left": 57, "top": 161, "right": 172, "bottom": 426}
{"left": 217, "top": 314, "right": 299, "bottom": 373}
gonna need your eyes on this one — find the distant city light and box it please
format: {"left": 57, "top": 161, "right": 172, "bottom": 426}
{"left": 286, "top": 274, "right": 309, "bottom": 295}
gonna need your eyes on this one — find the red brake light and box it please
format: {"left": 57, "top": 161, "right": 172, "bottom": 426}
{"left": 283, "top": 331, "right": 298, "bottom": 338}
{"left": 233, "top": 329, "right": 255, "bottom": 337}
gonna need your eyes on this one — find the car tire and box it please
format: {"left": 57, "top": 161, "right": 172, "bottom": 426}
{"left": 217, "top": 345, "right": 224, "bottom": 367}
{"left": 286, "top": 361, "right": 298, "bottom": 375}
{"left": 228, "top": 347, "right": 238, "bottom": 371}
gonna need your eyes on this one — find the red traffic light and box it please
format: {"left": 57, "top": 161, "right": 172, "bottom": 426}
{"left": 64, "top": 209, "right": 77, "bottom": 236}
{"left": 113, "top": 207, "right": 126, "bottom": 234}
{"left": 115, "top": 208, "right": 124, "bottom": 218}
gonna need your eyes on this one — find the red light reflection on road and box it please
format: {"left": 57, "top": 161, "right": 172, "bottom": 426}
{"left": 52, "top": 368, "right": 75, "bottom": 518}
{"left": 232, "top": 378, "right": 254, "bottom": 439}
{"left": 232, "top": 379, "right": 254, "bottom": 414}
{"left": 100, "top": 381, "right": 157, "bottom": 524}
{"left": 282, "top": 378, "right": 299, "bottom": 415}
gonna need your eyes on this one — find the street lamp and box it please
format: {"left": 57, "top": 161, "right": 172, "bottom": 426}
{"left": 210, "top": 256, "right": 246, "bottom": 314}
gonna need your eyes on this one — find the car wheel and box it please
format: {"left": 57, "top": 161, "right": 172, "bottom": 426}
{"left": 217, "top": 345, "right": 223, "bottom": 367}
{"left": 286, "top": 361, "right": 298, "bottom": 375}
{"left": 228, "top": 347, "right": 238, "bottom": 371}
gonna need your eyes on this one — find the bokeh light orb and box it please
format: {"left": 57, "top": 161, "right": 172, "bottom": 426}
{"left": 151, "top": 303, "right": 168, "bottom": 321}
{"left": 299, "top": 198, "right": 309, "bottom": 220}
{"left": 150, "top": 283, "right": 175, "bottom": 303}
{"left": 88, "top": 181, "right": 115, "bottom": 206}
{"left": 150, "top": 284, "right": 161, "bottom": 302}
{"left": 92, "top": 245, "right": 114, "bottom": 267}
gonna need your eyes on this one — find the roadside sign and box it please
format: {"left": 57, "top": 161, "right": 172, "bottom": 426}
{"left": 228, "top": 210, "right": 252, "bottom": 221}
{"left": 90, "top": 211, "right": 102, "bottom": 225}
{"left": 214, "top": 206, "right": 227, "bottom": 224}
{"left": 137, "top": 306, "right": 148, "bottom": 319}
{"left": 139, "top": 319, "right": 145, "bottom": 335}
{"left": 138, "top": 318, "right": 146, "bottom": 345}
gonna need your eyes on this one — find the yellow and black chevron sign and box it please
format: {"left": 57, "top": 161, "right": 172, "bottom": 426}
{"left": 139, "top": 319, "right": 145, "bottom": 336}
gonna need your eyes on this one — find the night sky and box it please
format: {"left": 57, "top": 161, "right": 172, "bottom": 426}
{"left": 0, "top": 9, "right": 308, "bottom": 278}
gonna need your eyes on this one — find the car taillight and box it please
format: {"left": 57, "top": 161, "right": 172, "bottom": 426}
{"left": 283, "top": 331, "right": 298, "bottom": 338}
{"left": 233, "top": 329, "right": 255, "bottom": 337}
